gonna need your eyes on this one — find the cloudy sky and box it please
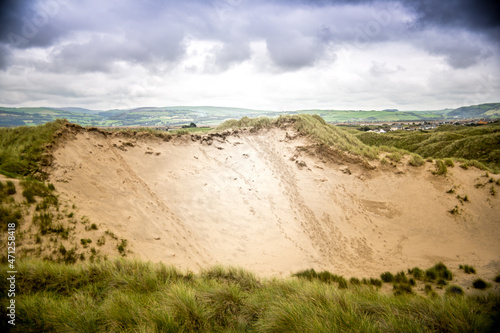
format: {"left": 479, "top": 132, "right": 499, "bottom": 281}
{"left": 0, "top": 0, "right": 499, "bottom": 111}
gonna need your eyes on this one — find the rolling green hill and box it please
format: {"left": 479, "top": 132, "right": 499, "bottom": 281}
{"left": 448, "top": 103, "right": 500, "bottom": 118}
{"left": 1, "top": 103, "right": 499, "bottom": 127}
{"left": 356, "top": 121, "right": 500, "bottom": 171}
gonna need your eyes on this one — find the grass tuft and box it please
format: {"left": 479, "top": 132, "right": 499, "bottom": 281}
{"left": 433, "top": 160, "right": 448, "bottom": 175}
{"left": 472, "top": 279, "right": 490, "bottom": 290}
{"left": 459, "top": 264, "right": 476, "bottom": 274}
{"left": 445, "top": 285, "right": 464, "bottom": 296}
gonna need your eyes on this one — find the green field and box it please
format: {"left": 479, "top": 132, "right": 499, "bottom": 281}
{"left": 1, "top": 103, "right": 499, "bottom": 127}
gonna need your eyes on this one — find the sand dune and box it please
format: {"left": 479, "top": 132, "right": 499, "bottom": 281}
{"left": 48, "top": 125, "right": 500, "bottom": 279}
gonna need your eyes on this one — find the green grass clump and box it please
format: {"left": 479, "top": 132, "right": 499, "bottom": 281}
{"left": 292, "top": 269, "right": 348, "bottom": 289}
{"left": 459, "top": 265, "right": 476, "bottom": 274}
{"left": 201, "top": 266, "right": 259, "bottom": 291}
{"left": 387, "top": 152, "right": 402, "bottom": 163}
{"left": 444, "top": 158, "right": 455, "bottom": 167}
{"left": 0, "top": 180, "right": 17, "bottom": 196}
{"left": 349, "top": 277, "right": 361, "bottom": 285}
{"left": 433, "top": 160, "right": 448, "bottom": 175}
{"left": 408, "top": 267, "right": 425, "bottom": 280}
{"left": 472, "top": 279, "right": 490, "bottom": 290}
{"left": 408, "top": 154, "right": 425, "bottom": 167}
{"left": 425, "top": 262, "right": 453, "bottom": 282}
{"left": 393, "top": 283, "right": 413, "bottom": 296}
{"left": 20, "top": 179, "right": 56, "bottom": 205}
{"left": 3, "top": 259, "right": 498, "bottom": 332}
{"left": 0, "top": 205, "right": 22, "bottom": 231}
{"left": 393, "top": 271, "right": 408, "bottom": 284}
{"left": 445, "top": 285, "right": 464, "bottom": 296}
{"left": 117, "top": 239, "right": 128, "bottom": 256}
{"left": 380, "top": 272, "right": 394, "bottom": 283}
{"left": 0, "top": 119, "right": 66, "bottom": 178}
{"left": 80, "top": 238, "right": 92, "bottom": 247}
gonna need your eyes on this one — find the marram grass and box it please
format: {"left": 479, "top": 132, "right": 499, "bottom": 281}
{"left": 1, "top": 259, "right": 499, "bottom": 332}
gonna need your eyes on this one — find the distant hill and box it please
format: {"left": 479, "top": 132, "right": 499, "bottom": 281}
{"left": 1, "top": 103, "right": 499, "bottom": 127}
{"left": 448, "top": 103, "right": 500, "bottom": 118}
{"left": 53, "top": 107, "right": 101, "bottom": 114}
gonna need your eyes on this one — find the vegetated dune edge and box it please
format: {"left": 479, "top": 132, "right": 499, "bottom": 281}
{"left": 47, "top": 120, "right": 500, "bottom": 281}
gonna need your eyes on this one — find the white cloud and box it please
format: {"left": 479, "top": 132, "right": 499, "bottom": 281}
{"left": 0, "top": 0, "right": 499, "bottom": 110}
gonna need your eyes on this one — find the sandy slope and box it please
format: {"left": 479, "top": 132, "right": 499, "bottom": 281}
{"left": 48, "top": 126, "right": 500, "bottom": 279}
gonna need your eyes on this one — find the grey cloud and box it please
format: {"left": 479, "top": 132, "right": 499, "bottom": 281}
{"left": 405, "top": 0, "right": 500, "bottom": 31}
{"left": 415, "top": 29, "right": 494, "bottom": 69}
{"left": 211, "top": 42, "right": 252, "bottom": 71}
{"left": 1, "top": 0, "right": 499, "bottom": 73}
{"left": 266, "top": 33, "right": 325, "bottom": 70}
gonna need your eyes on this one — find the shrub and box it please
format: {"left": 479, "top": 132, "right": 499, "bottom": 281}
{"left": 490, "top": 186, "right": 497, "bottom": 196}
{"left": 446, "top": 188, "right": 455, "bottom": 194}
{"left": 459, "top": 265, "right": 476, "bottom": 274}
{"left": 408, "top": 267, "right": 424, "bottom": 280}
{"left": 445, "top": 285, "right": 464, "bottom": 296}
{"left": 425, "top": 262, "right": 452, "bottom": 282}
{"left": 495, "top": 275, "right": 500, "bottom": 283}
{"left": 380, "top": 272, "right": 394, "bottom": 283}
{"left": 394, "top": 271, "right": 408, "bottom": 284}
{"left": 472, "top": 279, "right": 490, "bottom": 290}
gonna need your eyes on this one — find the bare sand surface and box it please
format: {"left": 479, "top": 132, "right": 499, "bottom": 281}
{"left": 47, "top": 126, "right": 500, "bottom": 280}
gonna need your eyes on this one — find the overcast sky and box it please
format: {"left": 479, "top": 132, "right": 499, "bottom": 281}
{"left": 0, "top": 0, "right": 499, "bottom": 111}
